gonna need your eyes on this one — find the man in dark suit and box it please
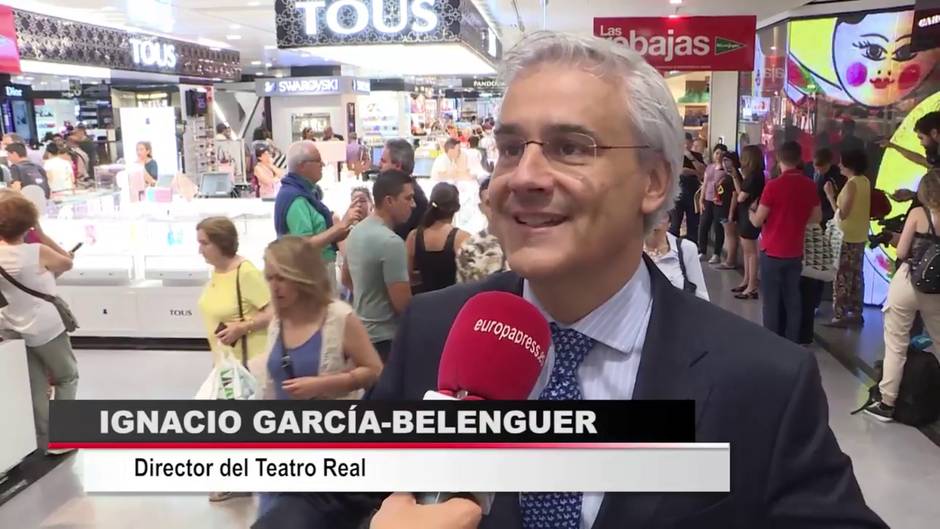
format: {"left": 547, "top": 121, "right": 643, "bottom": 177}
{"left": 255, "top": 31, "right": 885, "bottom": 529}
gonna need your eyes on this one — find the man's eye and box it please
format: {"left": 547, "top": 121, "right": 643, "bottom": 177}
{"left": 499, "top": 143, "right": 524, "bottom": 157}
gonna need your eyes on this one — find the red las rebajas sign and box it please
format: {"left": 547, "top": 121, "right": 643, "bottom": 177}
{"left": 594, "top": 16, "right": 756, "bottom": 72}
{"left": 0, "top": 5, "right": 21, "bottom": 74}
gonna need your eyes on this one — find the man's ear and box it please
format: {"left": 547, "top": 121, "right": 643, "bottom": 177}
{"left": 640, "top": 158, "right": 672, "bottom": 218}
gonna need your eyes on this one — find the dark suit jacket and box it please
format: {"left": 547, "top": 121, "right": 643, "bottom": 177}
{"left": 256, "top": 260, "right": 886, "bottom": 529}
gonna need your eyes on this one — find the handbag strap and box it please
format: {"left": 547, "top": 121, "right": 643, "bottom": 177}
{"left": 235, "top": 261, "right": 248, "bottom": 368}
{"left": 673, "top": 236, "right": 697, "bottom": 294}
{"left": 0, "top": 263, "right": 56, "bottom": 303}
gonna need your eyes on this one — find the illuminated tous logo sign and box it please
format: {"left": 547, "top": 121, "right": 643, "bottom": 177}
{"left": 129, "top": 38, "right": 178, "bottom": 69}
{"left": 296, "top": 0, "right": 438, "bottom": 36}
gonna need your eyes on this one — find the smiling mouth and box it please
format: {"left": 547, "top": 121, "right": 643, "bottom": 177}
{"left": 870, "top": 77, "right": 894, "bottom": 89}
{"left": 513, "top": 214, "right": 568, "bottom": 228}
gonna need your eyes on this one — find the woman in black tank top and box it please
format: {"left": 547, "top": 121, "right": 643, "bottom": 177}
{"left": 406, "top": 183, "right": 470, "bottom": 293}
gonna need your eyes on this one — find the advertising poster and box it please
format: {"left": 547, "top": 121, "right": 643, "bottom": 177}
{"left": 0, "top": 5, "right": 20, "bottom": 74}
{"left": 594, "top": 16, "right": 756, "bottom": 71}
{"left": 786, "top": 9, "right": 940, "bottom": 304}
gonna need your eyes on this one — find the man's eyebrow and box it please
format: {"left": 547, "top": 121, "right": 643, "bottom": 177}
{"left": 494, "top": 124, "right": 522, "bottom": 136}
{"left": 494, "top": 123, "right": 600, "bottom": 137}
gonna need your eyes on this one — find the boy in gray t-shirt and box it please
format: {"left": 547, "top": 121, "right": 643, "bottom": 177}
{"left": 343, "top": 170, "right": 416, "bottom": 361}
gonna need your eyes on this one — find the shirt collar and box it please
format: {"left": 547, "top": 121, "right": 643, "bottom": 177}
{"left": 523, "top": 262, "right": 653, "bottom": 355}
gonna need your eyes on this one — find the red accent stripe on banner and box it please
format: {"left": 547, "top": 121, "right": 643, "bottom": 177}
{"left": 47, "top": 442, "right": 715, "bottom": 450}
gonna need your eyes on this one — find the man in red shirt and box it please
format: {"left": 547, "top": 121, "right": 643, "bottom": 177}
{"left": 751, "top": 141, "right": 822, "bottom": 342}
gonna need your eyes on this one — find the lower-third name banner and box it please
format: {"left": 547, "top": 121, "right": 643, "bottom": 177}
{"left": 82, "top": 445, "right": 730, "bottom": 493}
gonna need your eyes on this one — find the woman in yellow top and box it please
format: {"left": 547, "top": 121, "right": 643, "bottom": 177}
{"left": 824, "top": 150, "right": 871, "bottom": 327}
{"left": 196, "top": 217, "right": 273, "bottom": 365}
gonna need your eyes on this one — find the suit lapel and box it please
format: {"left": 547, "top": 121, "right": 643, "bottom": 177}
{"left": 483, "top": 265, "right": 712, "bottom": 529}
{"left": 591, "top": 257, "right": 713, "bottom": 529}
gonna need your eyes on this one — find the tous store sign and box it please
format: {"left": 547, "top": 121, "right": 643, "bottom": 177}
{"left": 275, "top": 0, "right": 496, "bottom": 57}
{"left": 296, "top": 0, "right": 439, "bottom": 35}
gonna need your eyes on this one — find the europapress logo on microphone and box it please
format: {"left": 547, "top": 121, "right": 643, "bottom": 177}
{"left": 472, "top": 318, "right": 547, "bottom": 364}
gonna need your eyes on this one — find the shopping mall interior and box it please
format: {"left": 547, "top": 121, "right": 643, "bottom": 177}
{"left": 0, "top": 0, "right": 939, "bottom": 528}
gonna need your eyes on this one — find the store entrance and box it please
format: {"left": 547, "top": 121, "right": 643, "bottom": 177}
{"left": 666, "top": 71, "right": 712, "bottom": 148}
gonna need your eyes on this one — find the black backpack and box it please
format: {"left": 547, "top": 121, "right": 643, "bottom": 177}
{"left": 853, "top": 343, "right": 940, "bottom": 426}
{"left": 910, "top": 210, "right": 940, "bottom": 294}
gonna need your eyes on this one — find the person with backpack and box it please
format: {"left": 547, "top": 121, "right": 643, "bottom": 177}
{"left": 866, "top": 167, "right": 940, "bottom": 421}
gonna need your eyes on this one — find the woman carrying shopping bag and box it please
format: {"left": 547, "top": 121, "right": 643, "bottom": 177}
{"left": 195, "top": 216, "right": 272, "bottom": 502}
{"left": 196, "top": 217, "right": 273, "bottom": 367}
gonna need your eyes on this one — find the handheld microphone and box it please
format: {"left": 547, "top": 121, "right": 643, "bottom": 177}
{"left": 417, "top": 291, "right": 551, "bottom": 514}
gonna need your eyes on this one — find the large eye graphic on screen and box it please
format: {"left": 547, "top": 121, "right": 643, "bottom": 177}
{"left": 833, "top": 11, "right": 939, "bottom": 108}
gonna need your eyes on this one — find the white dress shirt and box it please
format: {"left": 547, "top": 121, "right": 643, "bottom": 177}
{"left": 523, "top": 262, "right": 653, "bottom": 529}
{"left": 648, "top": 233, "right": 710, "bottom": 301}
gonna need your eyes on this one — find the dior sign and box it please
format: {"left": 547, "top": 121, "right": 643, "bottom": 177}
{"left": 296, "top": 0, "right": 438, "bottom": 36}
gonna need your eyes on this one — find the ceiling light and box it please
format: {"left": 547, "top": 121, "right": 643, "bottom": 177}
{"left": 226, "top": 35, "right": 242, "bottom": 40}
{"left": 248, "top": 1, "right": 261, "bottom": 5}
{"left": 251, "top": 60, "right": 262, "bottom": 65}
{"left": 670, "top": 0, "right": 682, "bottom": 4}
{"left": 275, "top": 72, "right": 284, "bottom": 78}
{"left": 264, "top": 45, "right": 277, "bottom": 50}
{"left": 265, "top": 62, "right": 273, "bottom": 68}
{"left": 230, "top": 24, "right": 241, "bottom": 30}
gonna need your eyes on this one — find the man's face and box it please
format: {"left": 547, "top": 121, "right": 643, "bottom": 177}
{"left": 379, "top": 148, "right": 400, "bottom": 173}
{"left": 917, "top": 130, "right": 939, "bottom": 152}
{"left": 6, "top": 151, "right": 22, "bottom": 164}
{"left": 298, "top": 147, "right": 324, "bottom": 184}
{"left": 489, "top": 64, "right": 668, "bottom": 280}
{"left": 386, "top": 183, "right": 416, "bottom": 225}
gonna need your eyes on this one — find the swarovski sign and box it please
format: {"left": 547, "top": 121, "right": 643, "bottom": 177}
{"left": 260, "top": 77, "right": 341, "bottom": 96}
{"left": 129, "top": 38, "right": 178, "bottom": 69}
{"left": 296, "top": 0, "right": 438, "bottom": 36}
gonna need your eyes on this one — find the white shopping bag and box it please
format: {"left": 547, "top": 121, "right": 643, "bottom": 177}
{"left": 194, "top": 350, "right": 259, "bottom": 400}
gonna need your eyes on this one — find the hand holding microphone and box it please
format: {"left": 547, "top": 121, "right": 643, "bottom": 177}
{"left": 370, "top": 493, "right": 482, "bottom": 529}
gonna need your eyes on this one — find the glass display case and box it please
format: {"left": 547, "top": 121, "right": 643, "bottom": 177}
{"left": 39, "top": 178, "right": 485, "bottom": 339}
{"left": 41, "top": 194, "right": 276, "bottom": 339}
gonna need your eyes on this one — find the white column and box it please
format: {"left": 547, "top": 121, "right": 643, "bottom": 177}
{"left": 708, "top": 72, "right": 740, "bottom": 151}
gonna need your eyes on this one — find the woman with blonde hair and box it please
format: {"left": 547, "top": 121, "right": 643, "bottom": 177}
{"left": 254, "top": 236, "right": 382, "bottom": 400}
{"left": 252, "top": 236, "right": 382, "bottom": 515}
{"left": 864, "top": 168, "right": 940, "bottom": 422}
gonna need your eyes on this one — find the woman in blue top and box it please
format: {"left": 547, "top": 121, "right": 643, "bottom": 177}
{"left": 253, "top": 236, "right": 382, "bottom": 401}
{"left": 137, "top": 141, "right": 158, "bottom": 187}
{"left": 251, "top": 236, "right": 382, "bottom": 516}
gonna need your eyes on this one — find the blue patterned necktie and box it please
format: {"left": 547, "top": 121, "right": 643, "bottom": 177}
{"left": 520, "top": 323, "right": 596, "bottom": 529}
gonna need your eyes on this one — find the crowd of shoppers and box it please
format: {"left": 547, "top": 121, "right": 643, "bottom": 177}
{"left": 7, "top": 28, "right": 938, "bottom": 528}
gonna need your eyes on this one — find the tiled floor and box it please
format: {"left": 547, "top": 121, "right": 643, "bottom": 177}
{"left": 1, "top": 268, "right": 939, "bottom": 528}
